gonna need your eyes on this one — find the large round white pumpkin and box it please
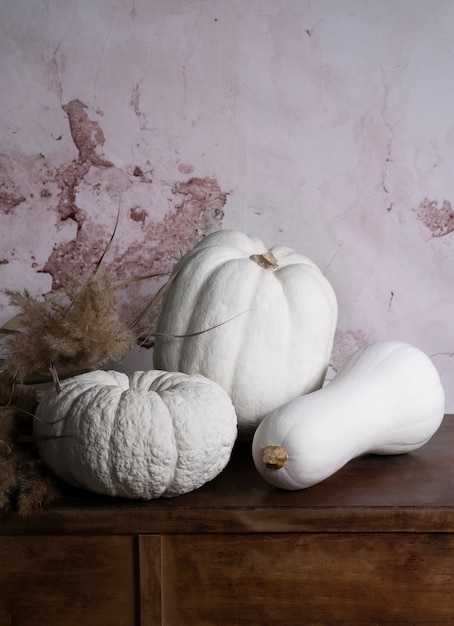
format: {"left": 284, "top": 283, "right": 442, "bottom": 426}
{"left": 34, "top": 369, "right": 238, "bottom": 498}
{"left": 153, "top": 229, "right": 338, "bottom": 435}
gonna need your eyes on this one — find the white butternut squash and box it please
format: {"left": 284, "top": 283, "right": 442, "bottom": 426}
{"left": 252, "top": 341, "right": 445, "bottom": 490}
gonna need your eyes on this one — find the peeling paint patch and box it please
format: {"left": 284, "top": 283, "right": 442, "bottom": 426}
{"left": 42, "top": 173, "right": 227, "bottom": 323}
{"left": 62, "top": 99, "right": 112, "bottom": 168}
{"left": 329, "top": 329, "right": 372, "bottom": 376}
{"left": 1, "top": 101, "right": 226, "bottom": 330}
{"left": 110, "top": 176, "right": 227, "bottom": 326}
{"left": 0, "top": 189, "right": 26, "bottom": 213}
{"left": 130, "top": 206, "right": 147, "bottom": 224}
{"left": 0, "top": 151, "right": 49, "bottom": 215}
{"left": 41, "top": 223, "right": 112, "bottom": 289}
{"left": 178, "top": 163, "right": 194, "bottom": 175}
{"left": 172, "top": 177, "right": 227, "bottom": 221}
{"left": 415, "top": 198, "right": 454, "bottom": 238}
{"left": 56, "top": 99, "right": 113, "bottom": 223}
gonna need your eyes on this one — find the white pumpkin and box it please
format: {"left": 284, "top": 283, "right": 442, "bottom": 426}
{"left": 252, "top": 341, "right": 445, "bottom": 490}
{"left": 153, "top": 229, "right": 337, "bottom": 435}
{"left": 34, "top": 369, "right": 238, "bottom": 498}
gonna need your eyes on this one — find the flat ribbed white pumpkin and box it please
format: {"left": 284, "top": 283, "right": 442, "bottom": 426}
{"left": 153, "top": 229, "right": 338, "bottom": 435}
{"left": 34, "top": 369, "right": 238, "bottom": 498}
{"left": 252, "top": 341, "right": 445, "bottom": 490}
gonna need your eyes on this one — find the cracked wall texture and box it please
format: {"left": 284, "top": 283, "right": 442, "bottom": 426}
{"left": 1, "top": 0, "right": 453, "bottom": 410}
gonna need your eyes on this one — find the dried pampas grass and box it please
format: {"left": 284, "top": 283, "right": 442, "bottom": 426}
{"left": 2, "top": 271, "right": 135, "bottom": 383}
{"left": 0, "top": 379, "right": 62, "bottom": 515}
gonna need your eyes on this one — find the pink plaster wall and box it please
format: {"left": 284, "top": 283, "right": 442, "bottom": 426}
{"left": 1, "top": 0, "right": 453, "bottom": 408}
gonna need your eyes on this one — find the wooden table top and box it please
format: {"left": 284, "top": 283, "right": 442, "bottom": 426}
{"left": 1, "top": 415, "right": 453, "bottom": 536}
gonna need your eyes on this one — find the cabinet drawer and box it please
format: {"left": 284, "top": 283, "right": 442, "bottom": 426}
{"left": 140, "top": 533, "right": 454, "bottom": 625}
{"left": 0, "top": 535, "right": 137, "bottom": 626}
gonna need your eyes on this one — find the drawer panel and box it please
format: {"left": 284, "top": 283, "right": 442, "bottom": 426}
{"left": 140, "top": 532, "right": 454, "bottom": 625}
{"left": 0, "top": 535, "right": 137, "bottom": 626}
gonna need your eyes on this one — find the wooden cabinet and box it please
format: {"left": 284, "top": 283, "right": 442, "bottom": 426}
{"left": 1, "top": 416, "right": 453, "bottom": 625}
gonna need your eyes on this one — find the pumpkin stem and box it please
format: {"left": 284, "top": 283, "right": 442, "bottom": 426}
{"left": 249, "top": 251, "right": 279, "bottom": 269}
{"left": 263, "top": 445, "right": 288, "bottom": 469}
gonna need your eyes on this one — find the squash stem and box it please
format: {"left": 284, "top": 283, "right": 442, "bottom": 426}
{"left": 249, "top": 252, "right": 279, "bottom": 269}
{"left": 263, "top": 445, "right": 288, "bottom": 469}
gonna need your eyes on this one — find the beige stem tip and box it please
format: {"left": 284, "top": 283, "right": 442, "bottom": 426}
{"left": 249, "top": 251, "right": 279, "bottom": 269}
{"left": 263, "top": 445, "right": 288, "bottom": 469}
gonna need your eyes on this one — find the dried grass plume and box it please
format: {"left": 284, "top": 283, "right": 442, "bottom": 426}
{"left": 1, "top": 271, "right": 135, "bottom": 383}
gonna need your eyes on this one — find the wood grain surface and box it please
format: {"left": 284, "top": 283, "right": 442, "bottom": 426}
{"left": 143, "top": 532, "right": 454, "bottom": 625}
